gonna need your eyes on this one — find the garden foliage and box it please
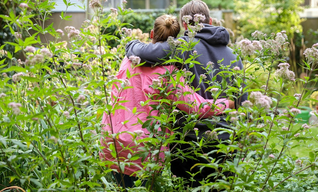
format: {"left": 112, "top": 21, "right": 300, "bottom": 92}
{"left": 0, "top": 0, "right": 318, "bottom": 191}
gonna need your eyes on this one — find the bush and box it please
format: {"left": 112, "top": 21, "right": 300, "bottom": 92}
{"left": 0, "top": 0, "right": 318, "bottom": 191}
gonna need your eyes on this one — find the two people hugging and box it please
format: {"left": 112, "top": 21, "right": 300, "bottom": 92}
{"left": 100, "top": 0, "right": 247, "bottom": 190}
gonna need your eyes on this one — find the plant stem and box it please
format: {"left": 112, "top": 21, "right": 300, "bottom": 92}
{"left": 270, "top": 163, "right": 314, "bottom": 191}
{"left": 98, "top": 20, "right": 126, "bottom": 189}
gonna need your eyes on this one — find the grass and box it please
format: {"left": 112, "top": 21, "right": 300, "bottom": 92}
{"left": 269, "top": 122, "right": 318, "bottom": 158}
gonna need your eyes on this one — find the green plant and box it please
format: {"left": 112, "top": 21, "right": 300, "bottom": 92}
{"left": 0, "top": 0, "right": 318, "bottom": 191}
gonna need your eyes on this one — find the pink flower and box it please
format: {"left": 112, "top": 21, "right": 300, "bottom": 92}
{"left": 68, "top": 29, "right": 81, "bottom": 39}
{"left": 229, "top": 111, "right": 238, "bottom": 116}
{"left": 40, "top": 48, "right": 53, "bottom": 58}
{"left": 121, "top": 27, "right": 132, "bottom": 36}
{"left": 193, "top": 14, "right": 206, "bottom": 23}
{"left": 123, "top": 79, "right": 130, "bottom": 87}
{"left": 19, "top": 3, "right": 29, "bottom": 9}
{"left": 182, "top": 15, "right": 192, "bottom": 24}
{"left": 129, "top": 55, "right": 141, "bottom": 65}
{"left": 251, "top": 30, "right": 264, "bottom": 39}
{"left": 230, "top": 117, "right": 238, "bottom": 122}
{"left": 294, "top": 133, "right": 300, "bottom": 137}
{"left": 83, "top": 64, "right": 91, "bottom": 70}
{"left": 8, "top": 102, "right": 22, "bottom": 114}
{"left": 295, "top": 159, "right": 301, "bottom": 165}
{"left": 282, "top": 126, "right": 289, "bottom": 131}
{"left": 76, "top": 95, "right": 86, "bottom": 103}
{"left": 252, "top": 41, "right": 263, "bottom": 51}
{"left": 134, "top": 130, "right": 144, "bottom": 137}
{"left": 200, "top": 74, "right": 207, "bottom": 79}
{"left": 152, "top": 79, "right": 161, "bottom": 87}
{"left": 110, "top": 8, "right": 118, "bottom": 15}
{"left": 275, "top": 32, "right": 287, "bottom": 46}
{"left": 210, "top": 88, "right": 219, "bottom": 93}
{"left": 24, "top": 46, "right": 36, "bottom": 53}
{"left": 269, "top": 154, "right": 275, "bottom": 159}
{"left": 242, "top": 100, "right": 252, "bottom": 107}
{"left": 63, "top": 111, "right": 70, "bottom": 118}
{"left": 195, "top": 23, "right": 205, "bottom": 31}
{"left": 194, "top": 128, "right": 198, "bottom": 131}
{"left": 14, "top": 32, "right": 22, "bottom": 39}
{"left": 207, "top": 61, "right": 214, "bottom": 68}
{"left": 290, "top": 108, "right": 301, "bottom": 115}
{"left": 56, "top": 29, "right": 64, "bottom": 36}
{"left": 275, "top": 63, "right": 295, "bottom": 81}
{"left": 302, "top": 123, "right": 310, "bottom": 129}
{"left": 89, "top": 0, "right": 102, "bottom": 8}
{"left": 294, "top": 93, "right": 301, "bottom": 99}
{"left": 12, "top": 72, "right": 25, "bottom": 82}
{"left": 233, "top": 66, "right": 240, "bottom": 71}
{"left": 250, "top": 91, "right": 272, "bottom": 109}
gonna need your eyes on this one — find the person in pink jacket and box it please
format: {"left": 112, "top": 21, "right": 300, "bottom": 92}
{"left": 99, "top": 15, "right": 234, "bottom": 188}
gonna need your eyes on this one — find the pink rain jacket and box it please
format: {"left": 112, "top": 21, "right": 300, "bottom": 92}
{"left": 100, "top": 57, "right": 229, "bottom": 176}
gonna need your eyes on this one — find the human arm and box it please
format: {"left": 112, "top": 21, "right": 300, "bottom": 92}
{"left": 125, "top": 40, "right": 171, "bottom": 66}
{"left": 167, "top": 76, "right": 232, "bottom": 118}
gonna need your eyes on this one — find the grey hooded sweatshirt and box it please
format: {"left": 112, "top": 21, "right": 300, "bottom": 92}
{"left": 126, "top": 24, "right": 247, "bottom": 106}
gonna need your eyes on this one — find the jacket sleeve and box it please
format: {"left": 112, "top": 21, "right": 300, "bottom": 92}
{"left": 167, "top": 78, "right": 229, "bottom": 118}
{"left": 125, "top": 40, "right": 171, "bottom": 66}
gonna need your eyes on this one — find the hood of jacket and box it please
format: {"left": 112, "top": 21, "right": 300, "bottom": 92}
{"left": 185, "top": 24, "right": 230, "bottom": 46}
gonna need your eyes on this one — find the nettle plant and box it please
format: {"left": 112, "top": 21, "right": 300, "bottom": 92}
{"left": 0, "top": 0, "right": 318, "bottom": 191}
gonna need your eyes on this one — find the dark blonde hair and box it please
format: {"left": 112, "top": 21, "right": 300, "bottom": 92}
{"left": 153, "top": 15, "right": 180, "bottom": 42}
{"left": 180, "top": 0, "right": 210, "bottom": 25}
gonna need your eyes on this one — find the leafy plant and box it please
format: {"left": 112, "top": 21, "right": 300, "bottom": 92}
{"left": 0, "top": 0, "right": 318, "bottom": 191}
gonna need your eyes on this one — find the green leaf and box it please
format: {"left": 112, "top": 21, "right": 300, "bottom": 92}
{"left": 21, "top": 76, "right": 40, "bottom": 82}
{"left": 30, "top": 178, "right": 43, "bottom": 187}
{"left": 1, "top": 66, "right": 27, "bottom": 73}
{"left": 132, "top": 107, "right": 137, "bottom": 114}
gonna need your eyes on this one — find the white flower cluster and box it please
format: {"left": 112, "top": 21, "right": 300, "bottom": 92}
{"left": 129, "top": 55, "right": 141, "bottom": 65}
{"left": 193, "top": 14, "right": 206, "bottom": 23}
{"left": 249, "top": 91, "right": 272, "bottom": 109}
{"left": 65, "top": 26, "right": 81, "bottom": 39}
{"left": 275, "top": 63, "right": 295, "bottom": 81}
{"left": 89, "top": 0, "right": 101, "bottom": 9}
{"left": 237, "top": 39, "right": 263, "bottom": 56}
{"left": 12, "top": 72, "right": 25, "bottom": 82}
{"left": 8, "top": 102, "right": 22, "bottom": 115}
{"left": 121, "top": 27, "right": 132, "bottom": 37}
{"left": 303, "top": 43, "right": 318, "bottom": 63}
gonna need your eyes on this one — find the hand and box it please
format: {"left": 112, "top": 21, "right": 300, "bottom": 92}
{"left": 229, "top": 100, "right": 235, "bottom": 109}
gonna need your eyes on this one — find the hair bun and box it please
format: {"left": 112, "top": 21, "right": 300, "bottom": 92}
{"left": 164, "top": 17, "right": 174, "bottom": 28}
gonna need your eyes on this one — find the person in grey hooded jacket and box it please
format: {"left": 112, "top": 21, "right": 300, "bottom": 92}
{"left": 125, "top": 0, "right": 247, "bottom": 188}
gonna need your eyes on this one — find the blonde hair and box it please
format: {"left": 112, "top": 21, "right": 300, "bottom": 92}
{"left": 180, "top": 0, "right": 210, "bottom": 25}
{"left": 153, "top": 15, "right": 180, "bottom": 42}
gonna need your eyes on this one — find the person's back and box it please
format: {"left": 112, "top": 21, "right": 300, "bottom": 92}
{"left": 126, "top": 0, "right": 247, "bottom": 104}
{"left": 125, "top": 0, "right": 247, "bottom": 187}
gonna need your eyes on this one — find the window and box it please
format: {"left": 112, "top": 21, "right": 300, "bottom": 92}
{"left": 127, "top": 0, "right": 145, "bottom": 9}
{"left": 127, "top": 0, "right": 174, "bottom": 10}
{"left": 102, "top": 0, "right": 123, "bottom": 8}
{"left": 52, "top": 0, "right": 87, "bottom": 12}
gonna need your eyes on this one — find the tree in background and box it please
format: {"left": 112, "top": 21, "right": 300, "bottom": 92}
{"left": 234, "top": 0, "right": 304, "bottom": 73}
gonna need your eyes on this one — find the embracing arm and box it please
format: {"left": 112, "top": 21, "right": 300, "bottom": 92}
{"left": 125, "top": 40, "right": 171, "bottom": 66}
{"left": 167, "top": 78, "right": 233, "bottom": 118}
